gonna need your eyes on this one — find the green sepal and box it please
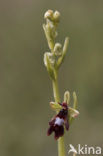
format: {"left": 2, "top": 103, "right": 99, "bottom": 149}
{"left": 69, "top": 107, "right": 79, "bottom": 118}
{"left": 73, "top": 92, "right": 77, "bottom": 109}
{"left": 69, "top": 107, "right": 79, "bottom": 125}
{"left": 50, "top": 102, "right": 62, "bottom": 111}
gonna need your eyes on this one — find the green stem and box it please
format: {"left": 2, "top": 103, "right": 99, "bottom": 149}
{"left": 52, "top": 72, "right": 65, "bottom": 156}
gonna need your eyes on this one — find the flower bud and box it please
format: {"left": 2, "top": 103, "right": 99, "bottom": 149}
{"left": 53, "top": 11, "right": 60, "bottom": 22}
{"left": 44, "top": 10, "right": 53, "bottom": 20}
{"left": 44, "top": 52, "right": 56, "bottom": 80}
{"left": 54, "top": 43, "right": 62, "bottom": 56}
{"left": 45, "top": 21, "right": 54, "bottom": 34}
{"left": 48, "top": 53, "right": 55, "bottom": 65}
{"left": 44, "top": 52, "right": 55, "bottom": 66}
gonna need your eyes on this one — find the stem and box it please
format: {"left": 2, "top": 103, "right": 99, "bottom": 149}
{"left": 52, "top": 72, "right": 65, "bottom": 156}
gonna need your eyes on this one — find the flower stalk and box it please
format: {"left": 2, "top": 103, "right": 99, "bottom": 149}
{"left": 43, "top": 10, "right": 79, "bottom": 156}
{"left": 52, "top": 75, "right": 65, "bottom": 156}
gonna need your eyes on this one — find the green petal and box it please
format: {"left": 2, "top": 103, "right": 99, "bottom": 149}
{"left": 64, "top": 91, "right": 70, "bottom": 105}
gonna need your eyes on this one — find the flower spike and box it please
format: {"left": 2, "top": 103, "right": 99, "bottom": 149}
{"left": 43, "top": 10, "right": 79, "bottom": 156}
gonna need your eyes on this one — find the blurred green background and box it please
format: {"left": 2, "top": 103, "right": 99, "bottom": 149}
{"left": 0, "top": 0, "right": 103, "bottom": 156}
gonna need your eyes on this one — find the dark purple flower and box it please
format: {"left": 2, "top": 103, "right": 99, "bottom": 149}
{"left": 47, "top": 102, "right": 69, "bottom": 140}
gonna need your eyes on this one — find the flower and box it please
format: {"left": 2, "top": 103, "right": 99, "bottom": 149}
{"left": 47, "top": 102, "right": 69, "bottom": 140}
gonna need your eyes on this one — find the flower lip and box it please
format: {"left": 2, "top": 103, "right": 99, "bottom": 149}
{"left": 55, "top": 117, "right": 64, "bottom": 126}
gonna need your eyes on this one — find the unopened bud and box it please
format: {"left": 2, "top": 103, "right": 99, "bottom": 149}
{"left": 44, "top": 52, "right": 56, "bottom": 79}
{"left": 44, "top": 10, "right": 53, "bottom": 20}
{"left": 44, "top": 52, "right": 55, "bottom": 67}
{"left": 54, "top": 43, "right": 62, "bottom": 56}
{"left": 53, "top": 11, "right": 60, "bottom": 22}
{"left": 45, "top": 21, "right": 54, "bottom": 33}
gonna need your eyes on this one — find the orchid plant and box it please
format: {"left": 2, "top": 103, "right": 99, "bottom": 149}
{"left": 43, "top": 10, "right": 79, "bottom": 156}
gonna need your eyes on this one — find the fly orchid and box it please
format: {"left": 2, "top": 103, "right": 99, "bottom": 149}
{"left": 47, "top": 91, "right": 79, "bottom": 140}
{"left": 47, "top": 102, "right": 69, "bottom": 140}
{"left": 43, "top": 10, "right": 79, "bottom": 156}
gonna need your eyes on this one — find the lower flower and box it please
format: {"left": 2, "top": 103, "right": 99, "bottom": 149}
{"left": 47, "top": 102, "right": 69, "bottom": 140}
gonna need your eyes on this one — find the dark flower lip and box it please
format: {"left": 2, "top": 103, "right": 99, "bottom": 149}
{"left": 47, "top": 102, "right": 69, "bottom": 140}
{"left": 54, "top": 125, "right": 64, "bottom": 140}
{"left": 47, "top": 124, "right": 64, "bottom": 140}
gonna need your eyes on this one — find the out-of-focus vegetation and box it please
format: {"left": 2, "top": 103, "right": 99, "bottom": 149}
{"left": 0, "top": 1, "right": 103, "bottom": 156}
